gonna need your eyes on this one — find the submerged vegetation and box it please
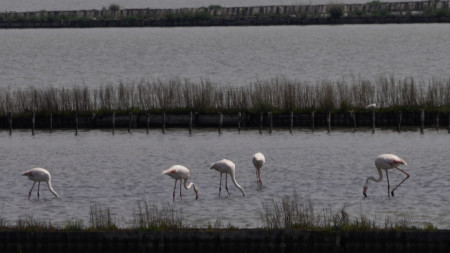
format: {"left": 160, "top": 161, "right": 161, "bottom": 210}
{"left": 0, "top": 76, "right": 449, "bottom": 116}
{"left": 0, "top": 196, "right": 438, "bottom": 232}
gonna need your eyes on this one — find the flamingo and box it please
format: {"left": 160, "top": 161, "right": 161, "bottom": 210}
{"left": 363, "top": 154, "right": 410, "bottom": 197}
{"left": 365, "top": 103, "right": 377, "bottom": 109}
{"left": 162, "top": 165, "right": 199, "bottom": 201}
{"left": 252, "top": 152, "right": 265, "bottom": 187}
{"left": 210, "top": 159, "right": 245, "bottom": 197}
{"left": 22, "top": 168, "right": 58, "bottom": 199}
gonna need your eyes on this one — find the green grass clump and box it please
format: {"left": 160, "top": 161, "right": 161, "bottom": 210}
{"left": 89, "top": 203, "right": 117, "bottom": 231}
{"left": 132, "top": 200, "right": 185, "bottom": 231}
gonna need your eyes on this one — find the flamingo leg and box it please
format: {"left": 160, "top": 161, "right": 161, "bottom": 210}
{"left": 225, "top": 174, "right": 230, "bottom": 196}
{"left": 179, "top": 179, "right": 182, "bottom": 200}
{"left": 385, "top": 170, "right": 390, "bottom": 197}
{"left": 258, "top": 168, "right": 263, "bottom": 187}
{"left": 219, "top": 173, "right": 222, "bottom": 197}
{"left": 391, "top": 167, "right": 410, "bottom": 196}
{"left": 28, "top": 181, "right": 37, "bottom": 199}
{"left": 37, "top": 182, "right": 41, "bottom": 199}
{"left": 172, "top": 179, "right": 177, "bottom": 202}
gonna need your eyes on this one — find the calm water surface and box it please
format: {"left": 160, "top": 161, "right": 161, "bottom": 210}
{"left": 0, "top": 128, "right": 449, "bottom": 228}
{"left": 1, "top": 24, "right": 449, "bottom": 89}
{"left": 0, "top": 0, "right": 425, "bottom": 12}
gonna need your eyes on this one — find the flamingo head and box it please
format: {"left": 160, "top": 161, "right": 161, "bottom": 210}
{"left": 193, "top": 185, "right": 199, "bottom": 200}
{"left": 363, "top": 182, "right": 369, "bottom": 197}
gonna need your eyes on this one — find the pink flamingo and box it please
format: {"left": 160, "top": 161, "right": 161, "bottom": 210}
{"left": 363, "top": 154, "right": 410, "bottom": 197}
{"left": 252, "top": 152, "right": 265, "bottom": 187}
{"left": 210, "top": 159, "right": 245, "bottom": 197}
{"left": 162, "top": 165, "right": 199, "bottom": 201}
{"left": 22, "top": 168, "right": 58, "bottom": 199}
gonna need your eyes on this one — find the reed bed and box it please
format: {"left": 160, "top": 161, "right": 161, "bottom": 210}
{"left": 1, "top": 76, "right": 450, "bottom": 115}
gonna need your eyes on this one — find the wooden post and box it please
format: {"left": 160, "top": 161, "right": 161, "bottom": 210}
{"left": 420, "top": 109, "right": 424, "bottom": 134}
{"left": 268, "top": 112, "right": 273, "bottom": 134}
{"left": 128, "top": 112, "right": 132, "bottom": 133}
{"left": 350, "top": 111, "right": 356, "bottom": 132}
{"left": 74, "top": 111, "right": 78, "bottom": 135}
{"left": 311, "top": 111, "right": 315, "bottom": 132}
{"left": 162, "top": 112, "right": 166, "bottom": 134}
{"left": 436, "top": 112, "right": 439, "bottom": 131}
{"left": 189, "top": 112, "right": 193, "bottom": 134}
{"left": 49, "top": 113, "right": 53, "bottom": 133}
{"left": 327, "top": 111, "right": 331, "bottom": 133}
{"left": 397, "top": 111, "right": 402, "bottom": 132}
{"left": 218, "top": 112, "right": 223, "bottom": 134}
{"left": 8, "top": 112, "right": 12, "bottom": 135}
{"left": 259, "top": 112, "right": 263, "bottom": 134}
{"left": 112, "top": 112, "right": 115, "bottom": 135}
{"left": 146, "top": 113, "right": 150, "bottom": 134}
{"left": 32, "top": 111, "right": 35, "bottom": 136}
{"left": 371, "top": 109, "right": 375, "bottom": 133}
{"left": 289, "top": 111, "right": 293, "bottom": 133}
{"left": 238, "top": 112, "right": 241, "bottom": 133}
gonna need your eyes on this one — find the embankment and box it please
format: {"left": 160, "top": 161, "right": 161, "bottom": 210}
{"left": 1, "top": 1, "right": 450, "bottom": 28}
{"left": 1, "top": 230, "right": 449, "bottom": 253}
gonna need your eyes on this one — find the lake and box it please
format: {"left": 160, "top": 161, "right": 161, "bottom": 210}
{"left": 0, "top": 128, "right": 449, "bottom": 228}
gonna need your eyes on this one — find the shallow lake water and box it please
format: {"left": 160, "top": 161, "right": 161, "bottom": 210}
{"left": 0, "top": 128, "right": 449, "bottom": 229}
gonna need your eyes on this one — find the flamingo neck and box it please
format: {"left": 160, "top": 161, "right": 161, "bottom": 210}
{"left": 46, "top": 181, "right": 58, "bottom": 198}
{"left": 230, "top": 172, "right": 245, "bottom": 197}
{"left": 184, "top": 180, "right": 195, "bottom": 190}
{"left": 367, "top": 167, "right": 383, "bottom": 184}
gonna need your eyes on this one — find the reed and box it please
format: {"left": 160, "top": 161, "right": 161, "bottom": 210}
{"left": 132, "top": 200, "right": 185, "bottom": 231}
{"left": 89, "top": 203, "right": 117, "bottom": 231}
{"left": 0, "top": 76, "right": 449, "bottom": 116}
{"left": 260, "top": 193, "right": 433, "bottom": 231}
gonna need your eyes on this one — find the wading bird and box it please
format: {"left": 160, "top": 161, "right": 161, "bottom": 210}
{"left": 210, "top": 159, "right": 245, "bottom": 197}
{"left": 363, "top": 154, "right": 410, "bottom": 197}
{"left": 252, "top": 152, "right": 265, "bottom": 187}
{"left": 22, "top": 168, "right": 58, "bottom": 199}
{"left": 162, "top": 165, "right": 199, "bottom": 201}
{"left": 365, "top": 103, "right": 377, "bottom": 109}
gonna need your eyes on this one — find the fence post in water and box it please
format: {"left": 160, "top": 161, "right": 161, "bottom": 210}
{"left": 146, "top": 113, "right": 150, "bottom": 134}
{"left": 327, "top": 111, "right": 331, "bottom": 133}
{"left": 189, "top": 112, "right": 193, "bottom": 134}
{"left": 436, "top": 112, "right": 439, "bottom": 131}
{"left": 238, "top": 112, "right": 241, "bottom": 133}
{"left": 268, "top": 112, "right": 273, "bottom": 133}
{"left": 218, "top": 112, "right": 223, "bottom": 134}
{"left": 350, "top": 111, "right": 356, "bottom": 132}
{"left": 49, "top": 113, "right": 53, "bottom": 133}
{"left": 311, "top": 111, "right": 315, "bottom": 132}
{"left": 8, "top": 112, "right": 12, "bottom": 135}
{"left": 371, "top": 109, "right": 375, "bottom": 133}
{"left": 31, "top": 111, "right": 35, "bottom": 136}
{"left": 74, "top": 111, "right": 78, "bottom": 135}
{"left": 128, "top": 112, "right": 132, "bottom": 133}
{"left": 259, "top": 112, "right": 263, "bottom": 134}
{"left": 289, "top": 111, "right": 293, "bottom": 133}
{"left": 112, "top": 112, "right": 115, "bottom": 135}
{"left": 162, "top": 112, "right": 166, "bottom": 134}
{"left": 420, "top": 109, "right": 424, "bottom": 134}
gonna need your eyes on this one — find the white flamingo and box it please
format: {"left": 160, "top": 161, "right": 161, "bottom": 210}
{"left": 210, "top": 159, "right": 245, "bottom": 197}
{"left": 252, "top": 152, "right": 265, "bottom": 187}
{"left": 162, "top": 165, "right": 199, "bottom": 201}
{"left": 22, "top": 168, "right": 58, "bottom": 199}
{"left": 363, "top": 154, "right": 410, "bottom": 197}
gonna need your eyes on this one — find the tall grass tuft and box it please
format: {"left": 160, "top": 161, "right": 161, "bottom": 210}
{"left": 16, "top": 214, "right": 56, "bottom": 231}
{"left": 132, "top": 200, "right": 185, "bottom": 231}
{"left": 89, "top": 203, "right": 117, "bottom": 231}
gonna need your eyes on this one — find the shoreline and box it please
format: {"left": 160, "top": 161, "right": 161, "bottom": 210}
{"left": 1, "top": 1, "right": 450, "bottom": 28}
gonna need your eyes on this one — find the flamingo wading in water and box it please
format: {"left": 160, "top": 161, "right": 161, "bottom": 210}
{"left": 252, "top": 152, "right": 265, "bottom": 187}
{"left": 363, "top": 154, "right": 410, "bottom": 197}
{"left": 22, "top": 168, "right": 58, "bottom": 199}
{"left": 210, "top": 159, "right": 245, "bottom": 197}
{"left": 162, "top": 165, "right": 199, "bottom": 201}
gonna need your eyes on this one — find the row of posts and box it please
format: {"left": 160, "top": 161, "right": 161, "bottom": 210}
{"left": 4, "top": 110, "right": 449, "bottom": 135}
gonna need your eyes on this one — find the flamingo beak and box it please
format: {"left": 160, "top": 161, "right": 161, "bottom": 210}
{"left": 363, "top": 186, "right": 368, "bottom": 197}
